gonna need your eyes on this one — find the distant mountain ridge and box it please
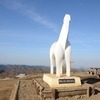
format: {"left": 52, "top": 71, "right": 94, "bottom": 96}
{"left": 0, "top": 64, "right": 88, "bottom": 78}
{"left": 0, "top": 65, "right": 49, "bottom": 78}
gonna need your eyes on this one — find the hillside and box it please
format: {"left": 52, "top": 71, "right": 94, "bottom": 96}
{"left": 0, "top": 65, "right": 49, "bottom": 78}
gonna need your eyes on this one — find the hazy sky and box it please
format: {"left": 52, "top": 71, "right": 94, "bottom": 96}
{"left": 0, "top": 0, "right": 100, "bottom": 68}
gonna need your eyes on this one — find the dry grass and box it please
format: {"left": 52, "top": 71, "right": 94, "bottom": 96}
{"left": 0, "top": 79, "right": 18, "bottom": 100}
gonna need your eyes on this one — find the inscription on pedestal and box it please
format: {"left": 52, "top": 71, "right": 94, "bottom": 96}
{"left": 59, "top": 79, "right": 75, "bottom": 84}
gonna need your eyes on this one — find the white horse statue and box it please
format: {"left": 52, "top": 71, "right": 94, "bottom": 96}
{"left": 50, "top": 14, "right": 71, "bottom": 77}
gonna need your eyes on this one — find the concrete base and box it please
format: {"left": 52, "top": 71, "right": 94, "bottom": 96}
{"left": 43, "top": 74, "right": 81, "bottom": 88}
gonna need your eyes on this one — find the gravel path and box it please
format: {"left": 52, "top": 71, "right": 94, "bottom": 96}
{"left": 18, "top": 80, "right": 40, "bottom": 100}
{"left": 18, "top": 79, "right": 69, "bottom": 100}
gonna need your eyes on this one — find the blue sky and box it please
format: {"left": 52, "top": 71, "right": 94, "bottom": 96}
{"left": 0, "top": 0, "right": 100, "bottom": 69}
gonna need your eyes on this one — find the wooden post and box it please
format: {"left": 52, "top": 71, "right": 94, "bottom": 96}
{"left": 36, "top": 85, "right": 40, "bottom": 95}
{"left": 37, "top": 86, "right": 40, "bottom": 95}
{"left": 32, "top": 80, "right": 34, "bottom": 85}
{"left": 34, "top": 83, "right": 38, "bottom": 95}
{"left": 34, "top": 82, "right": 36, "bottom": 88}
{"left": 52, "top": 89, "right": 55, "bottom": 100}
{"left": 91, "top": 86, "right": 95, "bottom": 95}
{"left": 87, "top": 86, "right": 90, "bottom": 97}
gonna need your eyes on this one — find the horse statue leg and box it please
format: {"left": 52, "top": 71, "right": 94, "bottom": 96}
{"left": 50, "top": 42, "right": 56, "bottom": 74}
{"left": 55, "top": 58, "right": 62, "bottom": 77}
{"left": 55, "top": 42, "right": 64, "bottom": 77}
{"left": 50, "top": 53, "right": 55, "bottom": 74}
{"left": 65, "top": 41, "right": 72, "bottom": 77}
{"left": 60, "top": 61, "right": 63, "bottom": 75}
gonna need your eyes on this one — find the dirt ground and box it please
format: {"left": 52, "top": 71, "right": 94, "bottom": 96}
{"left": 0, "top": 72, "right": 100, "bottom": 100}
{"left": 18, "top": 80, "right": 40, "bottom": 100}
{"left": 0, "top": 79, "right": 18, "bottom": 100}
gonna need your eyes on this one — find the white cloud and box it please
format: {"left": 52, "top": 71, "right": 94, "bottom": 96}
{"left": 1, "top": 0, "right": 57, "bottom": 32}
{"left": 81, "top": 43, "right": 93, "bottom": 49}
{"left": 25, "top": 10, "right": 57, "bottom": 32}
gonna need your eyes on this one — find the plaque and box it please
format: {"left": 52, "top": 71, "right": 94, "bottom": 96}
{"left": 59, "top": 79, "right": 75, "bottom": 84}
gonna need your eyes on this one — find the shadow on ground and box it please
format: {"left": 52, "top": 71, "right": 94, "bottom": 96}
{"left": 81, "top": 78, "right": 100, "bottom": 95}
{"left": 81, "top": 78, "right": 100, "bottom": 84}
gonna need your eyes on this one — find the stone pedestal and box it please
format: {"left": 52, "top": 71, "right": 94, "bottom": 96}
{"left": 43, "top": 74, "right": 81, "bottom": 88}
